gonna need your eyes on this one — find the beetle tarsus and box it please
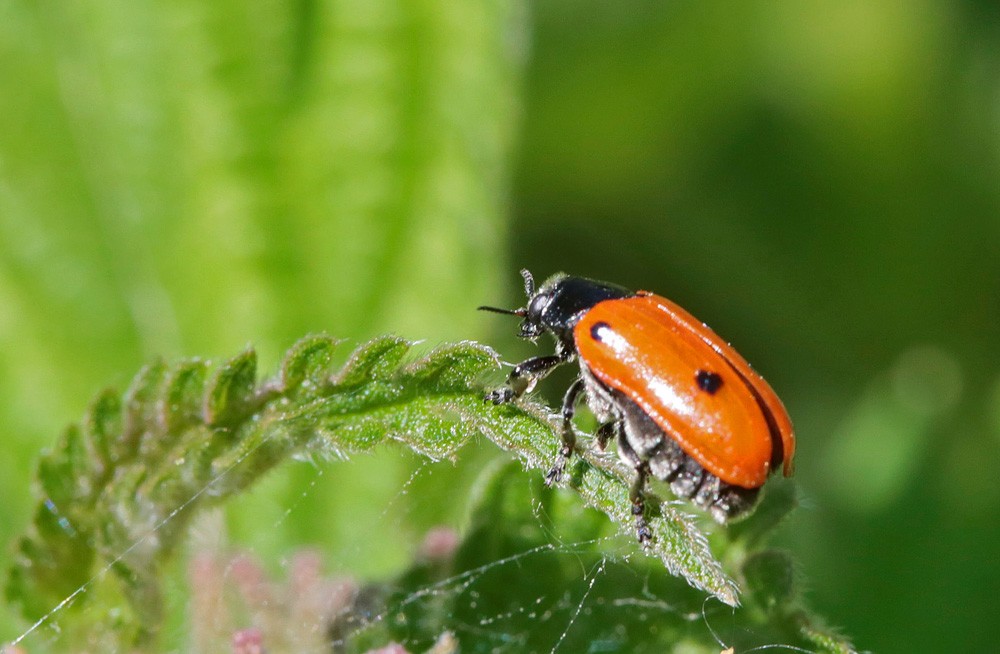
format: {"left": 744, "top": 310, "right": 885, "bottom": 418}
{"left": 633, "top": 501, "right": 653, "bottom": 545}
{"left": 484, "top": 387, "right": 515, "bottom": 404}
{"left": 545, "top": 443, "right": 573, "bottom": 486}
{"left": 544, "top": 462, "right": 562, "bottom": 486}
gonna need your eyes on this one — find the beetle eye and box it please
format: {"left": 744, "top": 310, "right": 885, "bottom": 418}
{"left": 526, "top": 292, "right": 551, "bottom": 322}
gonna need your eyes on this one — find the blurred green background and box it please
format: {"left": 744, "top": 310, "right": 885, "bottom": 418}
{"left": 2, "top": 1, "right": 999, "bottom": 652}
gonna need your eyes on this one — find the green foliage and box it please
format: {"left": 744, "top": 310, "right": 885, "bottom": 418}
{"left": 4, "top": 335, "right": 854, "bottom": 652}
{"left": 334, "top": 463, "right": 854, "bottom": 654}
{"left": 0, "top": 0, "right": 521, "bottom": 646}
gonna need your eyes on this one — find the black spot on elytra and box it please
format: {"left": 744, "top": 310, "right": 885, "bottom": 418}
{"left": 696, "top": 369, "right": 723, "bottom": 394}
{"left": 590, "top": 321, "right": 611, "bottom": 342}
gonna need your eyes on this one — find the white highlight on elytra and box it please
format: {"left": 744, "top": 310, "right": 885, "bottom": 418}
{"left": 646, "top": 377, "right": 696, "bottom": 419}
{"left": 593, "top": 323, "right": 629, "bottom": 352}
{"left": 595, "top": 323, "right": 694, "bottom": 420}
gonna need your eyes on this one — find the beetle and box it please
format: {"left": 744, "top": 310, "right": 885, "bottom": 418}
{"left": 480, "top": 270, "right": 795, "bottom": 542}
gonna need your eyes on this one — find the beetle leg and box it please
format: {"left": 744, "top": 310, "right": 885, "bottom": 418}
{"left": 616, "top": 427, "right": 653, "bottom": 545}
{"left": 544, "top": 378, "right": 586, "bottom": 485}
{"left": 485, "top": 353, "right": 569, "bottom": 404}
{"left": 629, "top": 463, "right": 653, "bottom": 545}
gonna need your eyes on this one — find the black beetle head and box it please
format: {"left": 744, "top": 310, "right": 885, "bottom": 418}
{"left": 479, "top": 270, "right": 632, "bottom": 343}
{"left": 477, "top": 269, "right": 550, "bottom": 341}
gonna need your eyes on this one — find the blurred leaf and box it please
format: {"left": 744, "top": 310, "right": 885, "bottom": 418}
{"left": 159, "top": 359, "right": 209, "bottom": 435}
{"left": 202, "top": 348, "right": 258, "bottom": 429}
{"left": 0, "top": 0, "right": 522, "bottom": 644}
{"left": 277, "top": 334, "right": 340, "bottom": 394}
{"left": 742, "top": 550, "right": 795, "bottom": 614}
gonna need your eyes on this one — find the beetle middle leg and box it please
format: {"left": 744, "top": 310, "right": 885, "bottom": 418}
{"left": 544, "top": 378, "right": 586, "bottom": 485}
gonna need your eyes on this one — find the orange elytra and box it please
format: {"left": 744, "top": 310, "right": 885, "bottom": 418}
{"left": 480, "top": 271, "right": 795, "bottom": 539}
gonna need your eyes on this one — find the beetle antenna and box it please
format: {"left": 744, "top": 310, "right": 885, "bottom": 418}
{"left": 520, "top": 269, "right": 535, "bottom": 298}
{"left": 477, "top": 305, "right": 527, "bottom": 317}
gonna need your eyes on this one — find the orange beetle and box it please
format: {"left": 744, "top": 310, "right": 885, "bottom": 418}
{"left": 481, "top": 271, "right": 795, "bottom": 540}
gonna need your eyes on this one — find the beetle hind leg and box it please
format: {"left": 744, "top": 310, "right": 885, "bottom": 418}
{"left": 615, "top": 424, "right": 653, "bottom": 545}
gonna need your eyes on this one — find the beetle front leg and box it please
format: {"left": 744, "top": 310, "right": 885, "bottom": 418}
{"left": 545, "top": 377, "right": 586, "bottom": 486}
{"left": 485, "top": 353, "right": 568, "bottom": 405}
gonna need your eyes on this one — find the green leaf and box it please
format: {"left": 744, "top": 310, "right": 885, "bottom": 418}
{"left": 36, "top": 435, "right": 76, "bottom": 509}
{"left": 332, "top": 335, "right": 413, "bottom": 387}
{"left": 278, "top": 334, "right": 340, "bottom": 394}
{"left": 119, "top": 359, "right": 169, "bottom": 463}
{"left": 83, "top": 389, "right": 121, "bottom": 473}
{"left": 158, "top": 359, "right": 209, "bottom": 435}
{"left": 202, "top": 348, "right": 258, "bottom": 428}
{"left": 5, "top": 335, "right": 850, "bottom": 651}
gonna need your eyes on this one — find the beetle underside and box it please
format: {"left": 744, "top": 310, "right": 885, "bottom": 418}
{"left": 582, "top": 369, "right": 761, "bottom": 526}
{"left": 613, "top": 391, "right": 761, "bottom": 523}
